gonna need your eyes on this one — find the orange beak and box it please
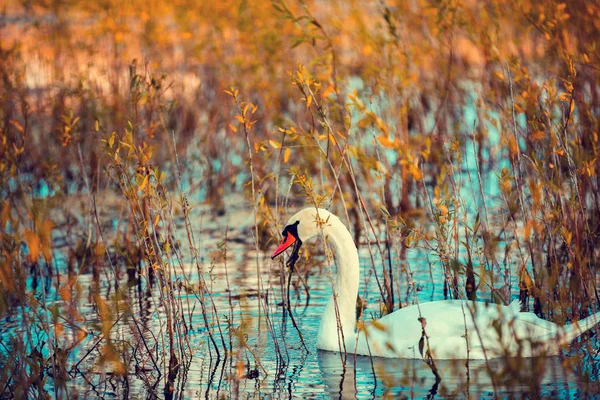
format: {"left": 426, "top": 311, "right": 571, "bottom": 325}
{"left": 271, "top": 233, "right": 296, "bottom": 259}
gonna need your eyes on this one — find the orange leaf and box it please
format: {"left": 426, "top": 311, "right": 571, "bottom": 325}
{"left": 322, "top": 84, "right": 335, "bottom": 98}
{"left": 357, "top": 116, "right": 372, "bottom": 128}
{"left": 508, "top": 136, "right": 519, "bottom": 157}
{"left": 59, "top": 284, "right": 72, "bottom": 301}
{"left": 55, "top": 322, "right": 64, "bottom": 337}
{"left": 40, "top": 218, "right": 54, "bottom": 260}
{"left": 531, "top": 130, "right": 545, "bottom": 141}
{"left": 1, "top": 202, "right": 10, "bottom": 228}
{"left": 519, "top": 266, "right": 534, "bottom": 291}
{"left": 24, "top": 230, "right": 40, "bottom": 262}
{"left": 10, "top": 120, "right": 24, "bottom": 133}
{"left": 377, "top": 135, "right": 395, "bottom": 149}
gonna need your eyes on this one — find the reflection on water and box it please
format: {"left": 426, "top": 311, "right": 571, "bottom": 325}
{"left": 2, "top": 238, "right": 600, "bottom": 398}
{"left": 317, "top": 350, "right": 581, "bottom": 399}
{"left": 175, "top": 246, "right": 600, "bottom": 399}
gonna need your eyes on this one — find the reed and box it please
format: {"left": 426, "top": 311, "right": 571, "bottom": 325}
{"left": 1, "top": 0, "right": 599, "bottom": 397}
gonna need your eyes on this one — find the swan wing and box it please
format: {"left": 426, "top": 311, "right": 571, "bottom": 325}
{"left": 358, "top": 300, "right": 562, "bottom": 359}
{"left": 358, "top": 301, "right": 469, "bottom": 358}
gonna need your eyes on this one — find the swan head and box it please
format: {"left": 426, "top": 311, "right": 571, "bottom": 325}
{"left": 271, "top": 208, "right": 334, "bottom": 262}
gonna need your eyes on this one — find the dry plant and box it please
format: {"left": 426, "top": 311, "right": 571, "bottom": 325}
{"left": 1, "top": 0, "right": 600, "bottom": 397}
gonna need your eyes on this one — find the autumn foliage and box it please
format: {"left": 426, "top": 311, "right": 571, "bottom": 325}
{"left": 1, "top": 0, "right": 600, "bottom": 397}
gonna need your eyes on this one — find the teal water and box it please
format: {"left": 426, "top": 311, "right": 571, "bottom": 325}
{"left": 3, "top": 232, "right": 597, "bottom": 399}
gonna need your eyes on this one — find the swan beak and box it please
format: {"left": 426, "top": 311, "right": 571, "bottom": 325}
{"left": 271, "top": 233, "right": 296, "bottom": 259}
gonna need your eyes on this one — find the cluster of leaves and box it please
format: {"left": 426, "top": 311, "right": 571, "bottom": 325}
{"left": 1, "top": 0, "right": 600, "bottom": 397}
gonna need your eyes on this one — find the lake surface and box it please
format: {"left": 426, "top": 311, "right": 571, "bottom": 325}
{"left": 4, "top": 205, "right": 599, "bottom": 400}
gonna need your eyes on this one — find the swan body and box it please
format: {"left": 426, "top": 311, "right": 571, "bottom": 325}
{"left": 272, "top": 208, "right": 600, "bottom": 359}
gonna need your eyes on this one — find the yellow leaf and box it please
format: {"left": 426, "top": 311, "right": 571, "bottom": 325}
{"left": 377, "top": 135, "right": 395, "bottom": 149}
{"left": 283, "top": 148, "right": 290, "bottom": 163}
{"left": 583, "top": 53, "right": 591, "bottom": 64}
{"left": 357, "top": 116, "right": 372, "bottom": 128}
{"left": 371, "top": 320, "right": 387, "bottom": 331}
{"left": 235, "top": 115, "right": 244, "bottom": 123}
{"left": 379, "top": 122, "right": 389, "bottom": 136}
{"left": 229, "top": 124, "right": 237, "bottom": 132}
{"left": 409, "top": 163, "right": 423, "bottom": 180}
{"left": 356, "top": 320, "right": 366, "bottom": 332}
{"left": 139, "top": 175, "right": 149, "bottom": 191}
{"left": 519, "top": 266, "right": 534, "bottom": 291}
{"left": 499, "top": 179, "right": 512, "bottom": 192}
{"left": 438, "top": 204, "right": 448, "bottom": 216}
{"left": 269, "top": 140, "right": 281, "bottom": 149}
{"left": 10, "top": 120, "right": 24, "bottom": 133}
{"left": 561, "top": 227, "right": 572, "bottom": 245}
{"left": 306, "top": 95, "right": 313, "bottom": 109}
{"left": 328, "top": 133, "right": 337, "bottom": 146}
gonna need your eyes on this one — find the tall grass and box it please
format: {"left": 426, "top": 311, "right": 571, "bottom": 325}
{"left": 1, "top": 0, "right": 600, "bottom": 397}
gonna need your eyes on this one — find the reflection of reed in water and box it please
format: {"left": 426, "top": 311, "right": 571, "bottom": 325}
{"left": 317, "top": 351, "right": 577, "bottom": 399}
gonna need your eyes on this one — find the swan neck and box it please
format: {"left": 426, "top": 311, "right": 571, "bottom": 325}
{"left": 318, "top": 218, "right": 360, "bottom": 349}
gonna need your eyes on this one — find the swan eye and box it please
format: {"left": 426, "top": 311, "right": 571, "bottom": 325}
{"left": 280, "top": 221, "right": 300, "bottom": 239}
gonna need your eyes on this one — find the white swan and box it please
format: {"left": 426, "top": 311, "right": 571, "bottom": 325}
{"left": 271, "top": 208, "right": 600, "bottom": 359}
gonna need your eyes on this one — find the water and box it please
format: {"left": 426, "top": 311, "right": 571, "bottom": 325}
{"left": 172, "top": 243, "right": 599, "bottom": 399}
{"left": 2, "top": 205, "right": 600, "bottom": 399}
